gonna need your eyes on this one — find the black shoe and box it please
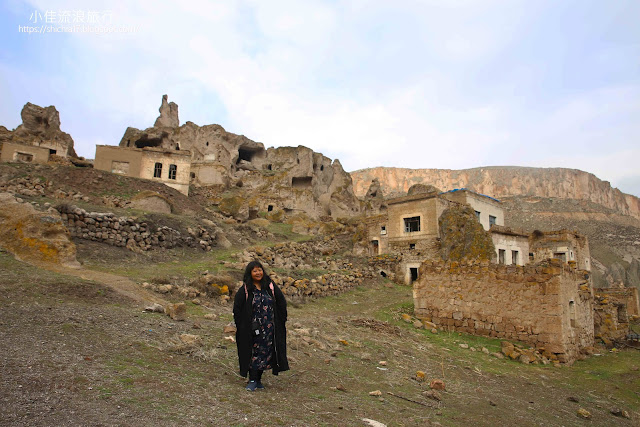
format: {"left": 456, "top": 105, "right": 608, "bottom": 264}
{"left": 246, "top": 380, "right": 258, "bottom": 391}
{"left": 256, "top": 381, "right": 265, "bottom": 390}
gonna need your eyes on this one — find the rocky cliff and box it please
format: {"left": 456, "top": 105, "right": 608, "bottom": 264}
{"left": 119, "top": 95, "right": 361, "bottom": 219}
{"left": 1, "top": 102, "right": 77, "bottom": 158}
{"left": 351, "top": 166, "right": 640, "bottom": 220}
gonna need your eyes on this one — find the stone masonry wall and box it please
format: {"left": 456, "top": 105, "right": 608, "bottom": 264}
{"left": 413, "top": 259, "right": 594, "bottom": 362}
{"left": 55, "top": 204, "right": 216, "bottom": 251}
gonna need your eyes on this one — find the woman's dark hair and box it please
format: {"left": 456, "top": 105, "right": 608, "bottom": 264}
{"left": 243, "top": 260, "right": 271, "bottom": 289}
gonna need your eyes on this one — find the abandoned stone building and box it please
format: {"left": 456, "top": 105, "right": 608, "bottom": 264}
{"left": 530, "top": 229, "right": 591, "bottom": 271}
{"left": 0, "top": 141, "right": 51, "bottom": 164}
{"left": 363, "top": 183, "right": 636, "bottom": 362}
{"left": 0, "top": 102, "right": 78, "bottom": 165}
{"left": 440, "top": 188, "right": 504, "bottom": 230}
{"left": 413, "top": 259, "right": 595, "bottom": 363}
{"left": 365, "top": 187, "right": 529, "bottom": 283}
{"left": 94, "top": 145, "right": 192, "bottom": 195}
{"left": 94, "top": 95, "right": 361, "bottom": 219}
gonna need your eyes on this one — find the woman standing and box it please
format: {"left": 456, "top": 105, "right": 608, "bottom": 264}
{"left": 233, "top": 260, "right": 289, "bottom": 391}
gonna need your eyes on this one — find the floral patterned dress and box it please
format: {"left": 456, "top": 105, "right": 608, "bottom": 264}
{"left": 250, "top": 288, "right": 274, "bottom": 371}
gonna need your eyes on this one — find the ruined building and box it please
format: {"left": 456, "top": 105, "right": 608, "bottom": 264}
{"left": 363, "top": 182, "right": 635, "bottom": 362}
{"left": 0, "top": 103, "right": 78, "bottom": 164}
{"left": 94, "top": 95, "right": 361, "bottom": 218}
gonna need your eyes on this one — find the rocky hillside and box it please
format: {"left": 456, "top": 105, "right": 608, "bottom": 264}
{"left": 351, "top": 166, "right": 640, "bottom": 219}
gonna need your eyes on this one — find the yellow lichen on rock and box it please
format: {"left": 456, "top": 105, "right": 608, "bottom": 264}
{"left": 0, "top": 193, "right": 79, "bottom": 267}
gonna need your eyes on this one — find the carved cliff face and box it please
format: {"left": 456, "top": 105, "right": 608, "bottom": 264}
{"left": 6, "top": 102, "right": 77, "bottom": 158}
{"left": 118, "top": 95, "right": 362, "bottom": 219}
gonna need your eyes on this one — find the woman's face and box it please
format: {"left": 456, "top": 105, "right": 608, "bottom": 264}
{"left": 251, "top": 266, "right": 263, "bottom": 282}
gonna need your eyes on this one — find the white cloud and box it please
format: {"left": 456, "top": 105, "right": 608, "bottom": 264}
{"left": 2, "top": 0, "right": 639, "bottom": 196}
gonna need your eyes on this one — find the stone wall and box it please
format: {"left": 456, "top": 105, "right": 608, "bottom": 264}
{"left": 595, "top": 287, "right": 640, "bottom": 317}
{"left": 55, "top": 204, "right": 217, "bottom": 251}
{"left": 413, "top": 259, "right": 594, "bottom": 362}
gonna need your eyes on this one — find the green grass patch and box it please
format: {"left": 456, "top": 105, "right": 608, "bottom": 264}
{"left": 266, "top": 222, "right": 312, "bottom": 242}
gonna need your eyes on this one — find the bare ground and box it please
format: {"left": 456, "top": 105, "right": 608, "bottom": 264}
{"left": 1, "top": 244, "right": 639, "bottom": 427}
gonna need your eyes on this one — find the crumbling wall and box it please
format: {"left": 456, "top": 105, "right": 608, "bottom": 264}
{"left": 56, "top": 204, "right": 218, "bottom": 252}
{"left": 530, "top": 229, "right": 591, "bottom": 271}
{"left": 593, "top": 287, "right": 637, "bottom": 346}
{"left": 413, "top": 259, "right": 594, "bottom": 363}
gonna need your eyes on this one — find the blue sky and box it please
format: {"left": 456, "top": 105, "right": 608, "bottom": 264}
{"left": 1, "top": 0, "right": 639, "bottom": 196}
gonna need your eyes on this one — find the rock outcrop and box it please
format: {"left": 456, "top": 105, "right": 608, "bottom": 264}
{"left": 438, "top": 204, "right": 496, "bottom": 262}
{"left": 2, "top": 103, "right": 77, "bottom": 158}
{"left": 351, "top": 167, "right": 640, "bottom": 220}
{"left": 0, "top": 192, "right": 79, "bottom": 267}
{"left": 119, "top": 95, "right": 361, "bottom": 219}
{"left": 154, "top": 94, "right": 179, "bottom": 128}
{"left": 362, "top": 178, "right": 386, "bottom": 214}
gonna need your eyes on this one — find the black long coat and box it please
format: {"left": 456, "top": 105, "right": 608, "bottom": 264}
{"left": 233, "top": 281, "right": 289, "bottom": 378}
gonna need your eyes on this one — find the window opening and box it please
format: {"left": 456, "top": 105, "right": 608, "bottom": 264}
{"left": 409, "top": 243, "right": 416, "bottom": 250}
{"left": 267, "top": 205, "right": 274, "bottom": 212}
{"left": 554, "top": 252, "right": 567, "bottom": 263}
{"left": 168, "top": 164, "right": 177, "bottom": 180}
{"left": 498, "top": 249, "right": 506, "bottom": 264}
{"left": 404, "top": 216, "right": 420, "bottom": 233}
{"left": 292, "top": 176, "right": 313, "bottom": 188}
{"left": 15, "top": 152, "right": 34, "bottom": 162}
{"left": 617, "top": 305, "right": 628, "bottom": 323}
{"left": 489, "top": 215, "right": 497, "bottom": 226}
{"left": 153, "top": 162, "right": 163, "bottom": 178}
{"left": 381, "top": 225, "right": 387, "bottom": 235}
{"left": 475, "top": 210, "right": 481, "bottom": 220}
{"left": 569, "top": 300, "right": 576, "bottom": 327}
{"left": 512, "top": 250, "right": 519, "bottom": 265}
{"left": 49, "top": 149, "right": 57, "bottom": 155}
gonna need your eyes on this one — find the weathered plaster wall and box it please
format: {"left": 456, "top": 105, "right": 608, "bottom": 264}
{"left": 1, "top": 142, "right": 50, "bottom": 164}
{"left": 492, "top": 230, "right": 529, "bottom": 266}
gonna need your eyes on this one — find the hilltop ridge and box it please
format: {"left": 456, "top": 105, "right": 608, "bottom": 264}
{"left": 351, "top": 166, "right": 640, "bottom": 219}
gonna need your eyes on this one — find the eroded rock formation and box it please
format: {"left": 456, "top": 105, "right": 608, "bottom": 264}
{"left": 154, "top": 94, "right": 179, "bottom": 128}
{"left": 119, "top": 95, "right": 361, "bottom": 219}
{"left": 1, "top": 103, "right": 77, "bottom": 157}
{"left": 351, "top": 167, "right": 640, "bottom": 219}
{"left": 0, "top": 192, "right": 79, "bottom": 267}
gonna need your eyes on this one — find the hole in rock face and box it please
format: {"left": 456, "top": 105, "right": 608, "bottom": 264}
{"left": 292, "top": 176, "right": 312, "bottom": 189}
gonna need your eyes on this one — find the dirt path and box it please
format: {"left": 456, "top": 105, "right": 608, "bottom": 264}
{"left": 36, "top": 261, "right": 167, "bottom": 306}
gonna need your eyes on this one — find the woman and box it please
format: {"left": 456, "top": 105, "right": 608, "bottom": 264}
{"left": 233, "top": 260, "right": 289, "bottom": 391}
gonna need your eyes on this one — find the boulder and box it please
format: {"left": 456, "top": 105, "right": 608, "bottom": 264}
{"left": 0, "top": 193, "right": 79, "bottom": 267}
{"left": 165, "top": 303, "right": 187, "bottom": 321}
